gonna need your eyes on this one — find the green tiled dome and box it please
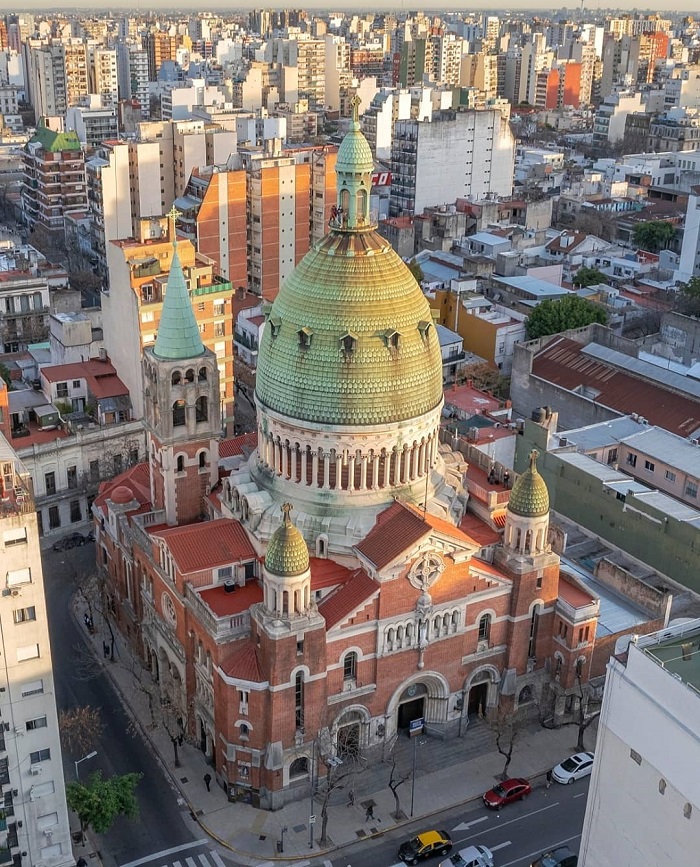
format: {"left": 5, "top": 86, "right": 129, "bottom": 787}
{"left": 256, "top": 231, "right": 443, "bottom": 425}
{"left": 336, "top": 126, "right": 374, "bottom": 175}
{"left": 265, "top": 504, "right": 309, "bottom": 577}
{"left": 508, "top": 450, "right": 550, "bottom": 518}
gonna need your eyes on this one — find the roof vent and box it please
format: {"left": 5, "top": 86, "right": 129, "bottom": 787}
{"left": 223, "top": 579, "right": 236, "bottom": 594}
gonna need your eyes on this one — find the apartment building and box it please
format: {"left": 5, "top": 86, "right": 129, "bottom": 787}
{"left": 389, "top": 109, "right": 515, "bottom": 216}
{"left": 0, "top": 432, "right": 73, "bottom": 867}
{"left": 142, "top": 31, "right": 178, "bottom": 81}
{"left": 103, "top": 217, "right": 235, "bottom": 424}
{"left": 62, "top": 39, "right": 90, "bottom": 107}
{"left": 579, "top": 622, "right": 700, "bottom": 867}
{"left": 89, "top": 47, "right": 118, "bottom": 105}
{"left": 21, "top": 118, "right": 87, "bottom": 239}
{"left": 116, "top": 42, "right": 150, "bottom": 118}
{"left": 23, "top": 41, "right": 67, "bottom": 119}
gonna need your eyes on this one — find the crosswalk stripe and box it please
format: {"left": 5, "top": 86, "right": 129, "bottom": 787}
{"left": 208, "top": 854, "right": 226, "bottom": 867}
{"left": 119, "top": 842, "right": 208, "bottom": 867}
{"left": 185, "top": 858, "right": 197, "bottom": 867}
{"left": 173, "top": 861, "right": 182, "bottom": 867}
{"left": 197, "top": 856, "right": 210, "bottom": 867}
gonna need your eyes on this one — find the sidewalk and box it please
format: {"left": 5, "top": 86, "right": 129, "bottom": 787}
{"left": 74, "top": 598, "right": 591, "bottom": 864}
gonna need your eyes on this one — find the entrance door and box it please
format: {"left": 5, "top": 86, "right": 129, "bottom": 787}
{"left": 337, "top": 723, "right": 360, "bottom": 758}
{"left": 199, "top": 718, "right": 207, "bottom": 754}
{"left": 398, "top": 697, "right": 425, "bottom": 732}
{"left": 468, "top": 682, "right": 488, "bottom": 717}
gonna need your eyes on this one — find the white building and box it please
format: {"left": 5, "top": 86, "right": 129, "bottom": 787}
{"left": 389, "top": 109, "right": 515, "bottom": 217}
{"left": 677, "top": 184, "right": 700, "bottom": 281}
{"left": 593, "top": 89, "right": 644, "bottom": 145}
{"left": 579, "top": 621, "right": 700, "bottom": 867}
{"left": 0, "top": 434, "right": 73, "bottom": 867}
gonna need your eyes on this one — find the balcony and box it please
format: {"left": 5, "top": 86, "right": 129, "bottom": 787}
{"left": 185, "top": 585, "right": 252, "bottom": 643}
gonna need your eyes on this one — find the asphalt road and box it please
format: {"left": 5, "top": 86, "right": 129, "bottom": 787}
{"left": 333, "top": 778, "right": 588, "bottom": 867}
{"left": 42, "top": 542, "right": 197, "bottom": 867}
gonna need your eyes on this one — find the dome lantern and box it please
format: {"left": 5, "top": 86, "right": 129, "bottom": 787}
{"left": 332, "top": 94, "right": 375, "bottom": 231}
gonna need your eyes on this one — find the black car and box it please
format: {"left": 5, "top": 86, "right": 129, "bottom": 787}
{"left": 530, "top": 846, "right": 578, "bottom": 867}
{"left": 52, "top": 532, "right": 88, "bottom": 552}
{"left": 399, "top": 831, "right": 453, "bottom": 865}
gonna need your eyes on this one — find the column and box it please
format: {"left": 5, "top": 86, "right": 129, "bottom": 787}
{"left": 347, "top": 454, "right": 356, "bottom": 491}
{"left": 400, "top": 448, "right": 408, "bottom": 484}
{"left": 410, "top": 445, "right": 419, "bottom": 480}
{"left": 372, "top": 453, "right": 380, "bottom": 489}
{"left": 301, "top": 447, "right": 309, "bottom": 485}
{"left": 291, "top": 446, "right": 298, "bottom": 482}
{"left": 335, "top": 453, "right": 342, "bottom": 490}
{"left": 276, "top": 440, "right": 283, "bottom": 475}
{"left": 312, "top": 450, "right": 319, "bottom": 486}
{"left": 360, "top": 455, "right": 368, "bottom": 490}
{"left": 323, "top": 453, "right": 330, "bottom": 489}
{"left": 282, "top": 443, "right": 289, "bottom": 479}
{"left": 390, "top": 449, "right": 398, "bottom": 486}
{"left": 382, "top": 451, "right": 390, "bottom": 488}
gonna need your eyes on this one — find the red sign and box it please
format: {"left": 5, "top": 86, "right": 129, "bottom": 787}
{"left": 371, "top": 171, "right": 392, "bottom": 188}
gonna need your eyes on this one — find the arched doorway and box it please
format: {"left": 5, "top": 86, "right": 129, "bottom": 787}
{"left": 336, "top": 709, "right": 364, "bottom": 758}
{"left": 199, "top": 716, "right": 207, "bottom": 754}
{"left": 464, "top": 666, "right": 501, "bottom": 719}
{"left": 468, "top": 681, "right": 488, "bottom": 717}
{"left": 397, "top": 683, "right": 428, "bottom": 732}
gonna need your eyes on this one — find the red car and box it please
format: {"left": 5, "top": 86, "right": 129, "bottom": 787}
{"left": 483, "top": 777, "right": 531, "bottom": 809}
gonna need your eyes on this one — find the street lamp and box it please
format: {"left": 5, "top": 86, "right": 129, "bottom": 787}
{"left": 75, "top": 751, "right": 97, "bottom": 780}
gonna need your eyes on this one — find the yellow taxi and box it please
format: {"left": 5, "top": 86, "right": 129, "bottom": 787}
{"left": 398, "top": 830, "right": 453, "bottom": 865}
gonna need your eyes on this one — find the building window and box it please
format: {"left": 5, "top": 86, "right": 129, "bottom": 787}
{"left": 295, "top": 672, "right": 304, "bottom": 730}
{"left": 238, "top": 689, "right": 249, "bottom": 714}
{"left": 298, "top": 327, "right": 313, "bottom": 349}
{"left": 56, "top": 383, "right": 68, "bottom": 398}
{"left": 644, "top": 460, "right": 655, "bottom": 472}
{"left": 26, "top": 716, "right": 47, "bottom": 730}
{"left": 659, "top": 779, "right": 667, "bottom": 794}
{"left": 296, "top": 639, "right": 304, "bottom": 655}
{"left": 528, "top": 607, "right": 540, "bottom": 659}
{"left": 70, "top": 500, "right": 82, "bottom": 523}
{"left": 21, "top": 680, "right": 44, "bottom": 697}
{"left": 195, "top": 397, "right": 208, "bottom": 422}
{"left": 17, "top": 644, "right": 40, "bottom": 662}
{"left": 72, "top": 379, "right": 81, "bottom": 388}
{"left": 29, "top": 749, "right": 51, "bottom": 764}
{"left": 48, "top": 506, "right": 60, "bottom": 530}
{"left": 176, "top": 456, "right": 185, "bottom": 473}
{"left": 686, "top": 481, "right": 698, "bottom": 499}
{"left": 171, "top": 370, "right": 182, "bottom": 386}
{"left": 214, "top": 321, "right": 225, "bottom": 337}
{"left": 289, "top": 757, "right": 309, "bottom": 779}
{"left": 607, "top": 448, "right": 618, "bottom": 465}
{"left": 626, "top": 453, "right": 637, "bottom": 467}
{"left": 198, "top": 367, "right": 208, "bottom": 382}
{"left": 172, "top": 400, "right": 186, "bottom": 427}
{"left": 45, "top": 472, "right": 56, "bottom": 496}
{"left": 478, "top": 614, "right": 492, "bottom": 642}
{"left": 13, "top": 607, "right": 36, "bottom": 624}
{"left": 343, "top": 651, "right": 357, "bottom": 682}
{"left": 89, "top": 460, "right": 100, "bottom": 481}
{"left": 666, "top": 470, "right": 676, "bottom": 482}
{"left": 239, "top": 724, "right": 250, "bottom": 740}
{"left": 67, "top": 466, "right": 77, "bottom": 489}
{"left": 199, "top": 451, "right": 206, "bottom": 469}
{"left": 3, "top": 527, "right": 27, "bottom": 546}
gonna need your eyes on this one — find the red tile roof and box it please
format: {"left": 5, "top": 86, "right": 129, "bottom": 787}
{"left": 94, "top": 462, "right": 152, "bottom": 511}
{"left": 41, "top": 358, "right": 117, "bottom": 382}
{"left": 558, "top": 575, "right": 597, "bottom": 608}
{"left": 154, "top": 519, "right": 256, "bottom": 574}
{"left": 199, "top": 580, "right": 263, "bottom": 617}
{"left": 443, "top": 383, "right": 500, "bottom": 416}
{"left": 309, "top": 557, "right": 356, "bottom": 589}
{"left": 221, "top": 640, "right": 266, "bottom": 682}
{"left": 459, "top": 512, "right": 501, "bottom": 545}
{"left": 318, "top": 570, "right": 380, "bottom": 630}
{"left": 355, "top": 501, "right": 431, "bottom": 568}
{"left": 219, "top": 431, "right": 258, "bottom": 458}
{"left": 532, "top": 337, "right": 700, "bottom": 437}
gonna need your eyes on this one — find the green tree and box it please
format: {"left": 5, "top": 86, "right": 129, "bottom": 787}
{"left": 632, "top": 220, "right": 676, "bottom": 253}
{"left": 525, "top": 294, "right": 607, "bottom": 340}
{"left": 677, "top": 276, "right": 700, "bottom": 319}
{"left": 407, "top": 259, "right": 424, "bottom": 284}
{"left": 0, "top": 363, "right": 11, "bottom": 389}
{"left": 572, "top": 266, "right": 607, "bottom": 288}
{"left": 66, "top": 771, "right": 142, "bottom": 840}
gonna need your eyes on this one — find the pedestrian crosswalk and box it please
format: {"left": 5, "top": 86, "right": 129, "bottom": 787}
{"left": 119, "top": 840, "right": 228, "bottom": 867}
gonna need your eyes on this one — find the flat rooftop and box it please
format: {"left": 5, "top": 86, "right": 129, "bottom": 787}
{"left": 638, "top": 620, "right": 700, "bottom": 694}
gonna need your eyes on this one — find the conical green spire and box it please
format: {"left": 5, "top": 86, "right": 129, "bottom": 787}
{"left": 153, "top": 212, "right": 205, "bottom": 361}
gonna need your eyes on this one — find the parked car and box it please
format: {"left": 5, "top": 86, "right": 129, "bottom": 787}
{"left": 483, "top": 777, "right": 531, "bottom": 809}
{"left": 551, "top": 751, "right": 594, "bottom": 785}
{"left": 530, "top": 846, "right": 578, "bottom": 867}
{"left": 439, "top": 844, "right": 494, "bottom": 867}
{"left": 52, "top": 532, "right": 89, "bottom": 552}
{"left": 399, "top": 830, "right": 453, "bottom": 864}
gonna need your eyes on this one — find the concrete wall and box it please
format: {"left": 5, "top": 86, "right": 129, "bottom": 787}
{"left": 594, "top": 558, "right": 671, "bottom": 619}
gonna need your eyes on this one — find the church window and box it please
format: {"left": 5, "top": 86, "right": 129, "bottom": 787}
{"left": 171, "top": 370, "right": 182, "bottom": 386}
{"left": 269, "top": 315, "right": 281, "bottom": 338}
{"left": 383, "top": 329, "right": 401, "bottom": 350}
{"left": 185, "top": 368, "right": 195, "bottom": 382}
{"left": 195, "top": 397, "right": 208, "bottom": 422}
{"left": 298, "top": 327, "right": 313, "bottom": 349}
{"left": 418, "top": 320, "right": 432, "bottom": 340}
{"left": 176, "top": 455, "right": 185, "bottom": 472}
{"left": 295, "top": 672, "right": 304, "bottom": 730}
{"left": 343, "top": 652, "right": 357, "bottom": 682}
{"left": 451, "top": 611, "right": 459, "bottom": 633}
{"left": 478, "top": 614, "right": 492, "bottom": 642}
{"left": 198, "top": 367, "right": 207, "bottom": 381}
{"left": 199, "top": 451, "right": 207, "bottom": 469}
{"left": 356, "top": 188, "right": 367, "bottom": 220}
{"left": 518, "top": 685, "right": 533, "bottom": 705}
{"left": 340, "top": 331, "right": 357, "bottom": 355}
{"left": 555, "top": 656, "right": 562, "bottom": 680}
{"left": 289, "top": 756, "right": 309, "bottom": 779}
{"left": 387, "top": 628, "right": 395, "bottom": 651}
{"left": 396, "top": 626, "right": 404, "bottom": 648}
{"left": 239, "top": 723, "right": 250, "bottom": 740}
{"left": 528, "top": 606, "right": 540, "bottom": 659}
{"left": 172, "top": 400, "right": 186, "bottom": 427}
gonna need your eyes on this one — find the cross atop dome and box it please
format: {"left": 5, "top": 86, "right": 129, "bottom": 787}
{"left": 350, "top": 94, "right": 361, "bottom": 126}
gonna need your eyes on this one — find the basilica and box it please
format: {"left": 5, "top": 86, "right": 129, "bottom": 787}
{"left": 95, "top": 108, "right": 616, "bottom": 810}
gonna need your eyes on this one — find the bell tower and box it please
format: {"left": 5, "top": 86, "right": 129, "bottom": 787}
{"left": 142, "top": 208, "right": 221, "bottom": 525}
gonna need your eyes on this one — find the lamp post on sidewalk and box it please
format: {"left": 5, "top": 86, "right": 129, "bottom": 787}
{"left": 75, "top": 750, "right": 97, "bottom": 781}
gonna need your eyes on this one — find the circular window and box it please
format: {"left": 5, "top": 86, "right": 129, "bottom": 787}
{"left": 162, "top": 592, "right": 177, "bottom": 626}
{"left": 408, "top": 554, "right": 445, "bottom": 590}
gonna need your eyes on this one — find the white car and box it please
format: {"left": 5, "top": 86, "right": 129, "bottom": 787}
{"left": 551, "top": 751, "right": 595, "bottom": 784}
{"left": 439, "top": 845, "right": 494, "bottom": 867}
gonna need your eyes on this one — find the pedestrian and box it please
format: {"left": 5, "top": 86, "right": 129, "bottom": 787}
{"left": 545, "top": 769, "right": 552, "bottom": 789}
{"left": 365, "top": 804, "right": 374, "bottom": 821}
{"left": 503, "top": 470, "right": 511, "bottom": 488}
{"left": 347, "top": 790, "right": 355, "bottom": 807}
{"left": 204, "top": 772, "right": 212, "bottom": 792}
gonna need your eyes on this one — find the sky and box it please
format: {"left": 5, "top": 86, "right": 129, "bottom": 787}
{"left": 9, "top": 3, "right": 698, "bottom": 13}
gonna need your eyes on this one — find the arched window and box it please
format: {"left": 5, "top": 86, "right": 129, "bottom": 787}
{"left": 185, "top": 368, "right": 195, "bottom": 382}
{"left": 172, "top": 400, "right": 186, "bottom": 427}
{"left": 289, "top": 757, "right": 309, "bottom": 779}
{"left": 387, "top": 628, "right": 395, "bottom": 651}
{"left": 340, "top": 188, "right": 350, "bottom": 211}
{"left": 518, "top": 685, "right": 533, "bottom": 705}
{"left": 171, "top": 370, "right": 182, "bottom": 386}
{"left": 478, "top": 614, "right": 492, "bottom": 643}
{"left": 176, "top": 455, "right": 185, "bottom": 472}
{"left": 199, "top": 451, "right": 207, "bottom": 469}
{"left": 343, "top": 651, "right": 357, "bottom": 682}
{"left": 295, "top": 672, "right": 304, "bottom": 729}
{"left": 195, "top": 396, "right": 208, "bottom": 422}
{"left": 555, "top": 656, "right": 563, "bottom": 680}
{"left": 356, "top": 188, "right": 367, "bottom": 220}
{"left": 396, "top": 625, "right": 404, "bottom": 649}
{"left": 451, "top": 611, "right": 459, "bottom": 633}
{"left": 528, "top": 606, "right": 540, "bottom": 659}
{"left": 239, "top": 723, "right": 250, "bottom": 739}
{"left": 198, "top": 367, "right": 207, "bottom": 381}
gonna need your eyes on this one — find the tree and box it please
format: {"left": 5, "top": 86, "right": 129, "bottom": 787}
{"left": 459, "top": 361, "right": 510, "bottom": 400}
{"left": 541, "top": 671, "right": 601, "bottom": 752}
{"left": 572, "top": 266, "right": 607, "bottom": 288}
{"left": 407, "top": 259, "right": 424, "bottom": 285}
{"left": 384, "top": 740, "right": 413, "bottom": 820}
{"left": 66, "top": 771, "right": 142, "bottom": 841}
{"left": 676, "top": 277, "right": 700, "bottom": 319}
{"left": 632, "top": 220, "right": 677, "bottom": 253}
{"left": 0, "top": 363, "right": 11, "bottom": 389}
{"left": 59, "top": 706, "right": 104, "bottom": 757}
{"left": 525, "top": 295, "right": 607, "bottom": 340}
{"left": 488, "top": 709, "right": 523, "bottom": 779}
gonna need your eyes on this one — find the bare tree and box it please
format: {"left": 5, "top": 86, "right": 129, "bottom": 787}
{"left": 547, "top": 673, "right": 601, "bottom": 752}
{"left": 59, "top": 706, "right": 104, "bottom": 757}
{"left": 487, "top": 705, "right": 536, "bottom": 779}
{"left": 385, "top": 744, "right": 412, "bottom": 820}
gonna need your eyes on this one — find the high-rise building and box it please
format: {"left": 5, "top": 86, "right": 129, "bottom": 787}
{"left": 89, "top": 47, "right": 118, "bottom": 105}
{"left": 0, "top": 427, "right": 73, "bottom": 867}
{"left": 116, "top": 41, "right": 150, "bottom": 118}
{"left": 578, "top": 622, "right": 700, "bottom": 867}
{"left": 143, "top": 31, "right": 178, "bottom": 81}
{"left": 24, "top": 41, "right": 67, "bottom": 119}
{"left": 389, "top": 109, "right": 515, "bottom": 216}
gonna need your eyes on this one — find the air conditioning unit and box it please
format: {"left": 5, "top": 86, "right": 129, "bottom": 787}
{"left": 43, "top": 829, "right": 53, "bottom": 838}
{"left": 29, "top": 765, "right": 42, "bottom": 776}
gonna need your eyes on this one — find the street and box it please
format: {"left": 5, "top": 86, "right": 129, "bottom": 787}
{"left": 42, "top": 543, "right": 198, "bottom": 867}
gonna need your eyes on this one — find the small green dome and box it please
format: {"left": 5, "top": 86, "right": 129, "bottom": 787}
{"left": 508, "top": 450, "right": 550, "bottom": 518}
{"left": 336, "top": 127, "right": 374, "bottom": 175}
{"left": 265, "top": 504, "right": 309, "bottom": 577}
